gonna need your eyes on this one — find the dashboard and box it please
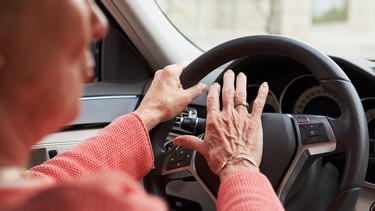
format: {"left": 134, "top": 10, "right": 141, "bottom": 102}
{"left": 218, "top": 55, "right": 375, "bottom": 185}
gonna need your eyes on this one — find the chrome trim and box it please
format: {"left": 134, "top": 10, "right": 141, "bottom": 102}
{"left": 364, "top": 181, "right": 375, "bottom": 190}
{"left": 162, "top": 150, "right": 217, "bottom": 203}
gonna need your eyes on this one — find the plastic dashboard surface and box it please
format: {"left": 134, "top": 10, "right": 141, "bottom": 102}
{"left": 30, "top": 95, "right": 141, "bottom": 167}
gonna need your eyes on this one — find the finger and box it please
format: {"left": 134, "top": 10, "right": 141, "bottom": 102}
{"left": 172, "top": 61, "right": 188, "bottom": 76}
{"left": 184, "top": 82, "right": 208, "bottom": 102}
{"left": 222, "top": 70, "right": 235, "bottom": 110}
{"left": 206, "top": 83, "right": 221, "bottom": 115}
{"left": 250, "top": 82, "right": 269, "bottom": 119}
{"left": 234, "top": 72, "right": 248, "bottom": 113}
{"left": 153, "top": 69, "right": 162, "bottom": 79}
{"left": 161, "top": 61, "right": 187, "bottom": 89}
{"left": 173, "top": 135, "right": 203, "bottom": 152}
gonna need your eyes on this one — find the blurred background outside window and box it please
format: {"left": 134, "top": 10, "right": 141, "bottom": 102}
{"left": 156, "top": 0, "right": 375, "bottom": 59}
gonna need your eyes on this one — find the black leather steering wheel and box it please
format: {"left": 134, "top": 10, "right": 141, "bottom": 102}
{"left": 144, "top": 35, "right": 369, "bottom": 211}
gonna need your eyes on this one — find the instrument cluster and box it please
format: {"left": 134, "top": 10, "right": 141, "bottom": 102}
{"left": 246, "top": 74, "right": 375, "bottom": 139}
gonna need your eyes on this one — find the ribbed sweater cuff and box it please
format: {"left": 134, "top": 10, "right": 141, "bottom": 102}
{"left": 217, "top": 170, "right": 284, "bottom": 211}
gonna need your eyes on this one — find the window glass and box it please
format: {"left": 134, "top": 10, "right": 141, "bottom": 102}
{"left": 155, "top": 0, "right": 375, "bottom": 59}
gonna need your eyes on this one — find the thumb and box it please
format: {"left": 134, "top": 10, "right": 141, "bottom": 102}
{"left": 173, "top": 135, "right": 203, "bottom": 153}
{"left": 184, "top": 83, "right": 207, "bottom": 102}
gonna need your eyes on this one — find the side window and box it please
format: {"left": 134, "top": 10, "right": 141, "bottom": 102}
{"left": 94, "top": 1, "right": 153, "bottom": 83}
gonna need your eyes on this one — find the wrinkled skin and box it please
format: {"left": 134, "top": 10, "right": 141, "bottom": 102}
{"left": 134, "top": 61, "right": 207, "bottom": 131}
{"left": 174, "top": 70, "right": 269, "bottom": 180}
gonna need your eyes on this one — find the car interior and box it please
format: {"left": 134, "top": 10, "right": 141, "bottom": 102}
{"left": 29, "top": 1, "right": 375, "bottom": 211}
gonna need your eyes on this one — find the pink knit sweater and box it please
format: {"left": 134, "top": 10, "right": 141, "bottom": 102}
{"left": 0, "top": 113, "right": 284, "bottom": 211}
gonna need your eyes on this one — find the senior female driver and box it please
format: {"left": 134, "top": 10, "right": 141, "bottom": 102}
{"left": 0, "top": 0, "right": 284, "bottom": 210}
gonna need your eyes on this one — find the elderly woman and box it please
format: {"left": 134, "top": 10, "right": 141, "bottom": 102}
{"left": 0, "top": 0, "right": 284, "bottom": 210}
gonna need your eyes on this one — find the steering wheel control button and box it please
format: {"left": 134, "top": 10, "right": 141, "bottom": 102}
{"left": 173, "top": 149, "right": 188, "bottom": 162}
{"left": 297, "top": 116, "right": 310, "bottom": 123}
{"left": 305, "top": 136, "right": 327, "bottom": 144}
{"left": 166, "top": 147, "right": 193, "bottom": 170}
{"left": 299, "top": 123, "right": 329, "bottom": 145}
{"left": 307, "top": 129, "right": 319, "bottom": 137}
{"left": 300, "top": 123, "right": 321, "bottom": 130}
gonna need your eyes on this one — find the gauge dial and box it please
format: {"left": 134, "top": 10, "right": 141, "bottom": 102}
{"left": 280, "top": 75, "right": 341, "bottom": 118}
{"left": 293, "top": 85, "right": 341, "bottom": 118}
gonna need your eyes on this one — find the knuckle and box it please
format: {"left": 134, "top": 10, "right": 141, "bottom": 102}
{"left": 206, "top": 114, "right": 219, "bottom": 125}
{"left": 254, "top": 99, "right": 264, "bottom": 108}
{"left": 235, "top": 91, "right": 246, "bottom": 100}
{"left": 154, "top": 69, "right": 163, "bottom": 77}
{"left": 222, "top": 89, "right": 235, "bottom": 96}
{"left": 220, "top": 112, "right": 232, "bottom": 124}
{"left": 163, "top": 66, "right": 175, "bottom": 75}
{"left": 180, "top": 95, "right": 190, "bottom": 105}
{"left": 207, "top": 95, "right": 216, "bottom": 104}
{"left": 155, "top": 69, "right": 162, "bottom": 74}
{"left": 207, "top": 106, "right": 219, "bottom": 113}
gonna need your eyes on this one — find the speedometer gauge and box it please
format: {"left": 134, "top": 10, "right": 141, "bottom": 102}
{"left": 280, "top": 75, "right": 341, "bottom": 118}
{"left": 293, "top": 85, "right": 341, "bottom": 118}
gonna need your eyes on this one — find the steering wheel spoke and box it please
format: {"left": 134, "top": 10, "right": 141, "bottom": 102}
{"left": 277, "top": 114, "right": 337, "bottom": 203}
{"left": 161, "top": 147, "right": 217, "bottom": 202}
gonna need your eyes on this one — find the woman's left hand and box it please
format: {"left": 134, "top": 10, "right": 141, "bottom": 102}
{"left": 134, "top": 61, "right": 207, "bottom": 131}
{"left": 173, "top": 70, "right": 268, "bottom": 181}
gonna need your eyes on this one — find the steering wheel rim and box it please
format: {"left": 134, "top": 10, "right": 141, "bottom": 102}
{"left": 144, "top": 35, "right": 369, "bottom": 211}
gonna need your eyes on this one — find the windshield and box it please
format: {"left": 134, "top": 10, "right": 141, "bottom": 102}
{"left": 155, "top": 0, "right": 375, "bottom": 60}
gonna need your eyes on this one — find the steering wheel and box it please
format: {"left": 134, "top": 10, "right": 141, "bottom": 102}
{"left": 144, "top": 35, "right": 369, "bottom": 211}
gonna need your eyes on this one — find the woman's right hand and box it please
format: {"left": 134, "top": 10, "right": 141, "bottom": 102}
{"left": 173, "top": 70, "right": 269, "bottom": 181}
{"left": 134, "top": 61, "right": 207, "bottom": 131}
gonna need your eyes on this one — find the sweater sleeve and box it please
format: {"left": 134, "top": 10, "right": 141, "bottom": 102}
{"left": 2, "top": 172, "right": 167, "bottom": 211}
{"left": 27, "top": 113, "right": 154, "bottom": 183}
{"left": 217, "top": 170, "right": 285, "bottom": 211}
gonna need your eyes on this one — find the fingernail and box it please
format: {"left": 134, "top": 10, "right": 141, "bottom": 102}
{"left": 239, "top": 72, "right": 245, "bottom": 77}
{"left": 262, "top": 82, "right": 268, "bottom": 87}
{"left": 213, "top": 82, "right": 220, "bottom": 87}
